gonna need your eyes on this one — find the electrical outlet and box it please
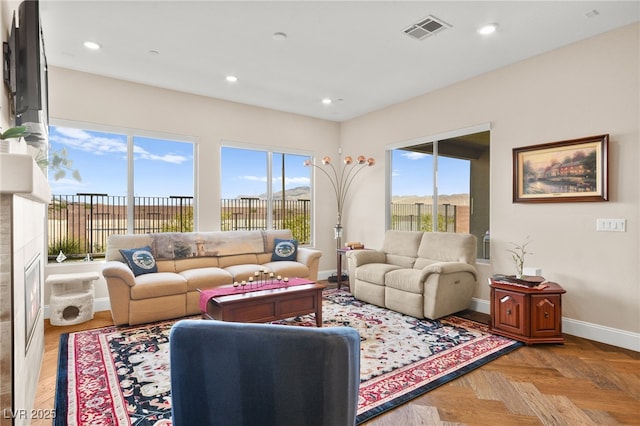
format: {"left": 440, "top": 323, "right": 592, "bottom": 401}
{"left": 596, "top": 218, "right": 626, "bottom": 232}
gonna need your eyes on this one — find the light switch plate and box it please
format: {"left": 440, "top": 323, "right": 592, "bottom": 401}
{"left": 596, "top": 218, "right": 626, "bottom": 232}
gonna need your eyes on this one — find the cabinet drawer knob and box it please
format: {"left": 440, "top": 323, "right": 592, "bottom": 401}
{"left": 506, "top": 309, "right": 512, "bottom": 315}
{"left": 544, "top": 312, "right": 549, "bottom": 319}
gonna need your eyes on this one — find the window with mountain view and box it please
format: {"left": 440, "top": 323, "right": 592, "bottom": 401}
{"left": 220, "top": 146, "right": 311, "bottom": 243}
{"left": 389, "top": 131, "right": 490, "bottom": 260}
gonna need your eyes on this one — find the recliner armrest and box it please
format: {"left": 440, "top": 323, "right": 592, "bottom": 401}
{"left": 102, "top": 260, "right": 136, "bottom": 287}
{"left": 420, "top": 262, "right": 477, "bottom": 281}
{"left": 345, "top": 250, "right": 386, "bottom": 267}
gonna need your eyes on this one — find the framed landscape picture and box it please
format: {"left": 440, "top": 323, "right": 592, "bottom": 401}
{"left": 513, "top": 134, "right": 608, "bottom": 203}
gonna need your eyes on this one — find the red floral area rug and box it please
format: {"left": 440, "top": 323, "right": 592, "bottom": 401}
{"left": 54, "top": 289, "right": 521, "bottom": 425}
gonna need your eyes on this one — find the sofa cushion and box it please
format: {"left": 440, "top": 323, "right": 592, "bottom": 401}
{"left": 107, "top": 234, "right": 153, "bottom": 262}
{"left": 261, "top": 261, "right": 309, "bottom": 279}
{"left": 119, "top": 246, "right": 158, "bottom": 276}
{"left": 413, "top": 257, "right": 439, "bottom": 270}
{"left": 180, "top": 267, "right": 234, "bottom": 292}
{"left": 218, "top": 254, "right": 260, "bottom": 268}
{"left": 151, "top": 231, "right": 265, "bottom": 260}
{"left": 174, "top": 257, "right": 220, "bottom": 273}
{"left": 355, "top": 263, "right": 402, "bottom": 286}
{"left": 224, "top": 264, "right": 271, "bottom": 282}
{"left": 271, "top": 238, "right": 298, "bottom": 261}
{"left": 263, "top": 229, "right": 295, "bottom": 252}
{"left": 130, "top": 272, "right": 187, "bottom": 299}
{"left": 385, "top": 269, "right": 424, "bottom": 294}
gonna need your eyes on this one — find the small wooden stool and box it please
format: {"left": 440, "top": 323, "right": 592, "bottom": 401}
{"left": 46, "top": 272, "right": 100, "bottom": 326}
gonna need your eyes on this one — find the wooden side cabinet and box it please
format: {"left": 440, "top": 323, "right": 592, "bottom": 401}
{"left": 490, "top": 279, "right": 566, "bottom": 345}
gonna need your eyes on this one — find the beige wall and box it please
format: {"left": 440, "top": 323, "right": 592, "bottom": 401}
{"left": 340, "top": 23, "right": 639, "bottom": 336}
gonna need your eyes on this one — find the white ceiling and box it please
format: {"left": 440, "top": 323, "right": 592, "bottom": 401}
{"left": 39, "top": 1, "right": 639, "bottom": 122}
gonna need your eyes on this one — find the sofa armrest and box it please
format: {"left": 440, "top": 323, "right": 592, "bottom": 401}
{"left": 420, "top": 262, "right": 477, "bottom": 281}
{"left": 102, "top": 261, "right": 136, "bottom": 325}
{"left": 296, "top": 247, "right": 322, "bottom": 266}
{"left": 102, "top": 261, "right": 136, "bottom": 287}
{"left": 345, "top": 250, "right": 386, "bottom": 267}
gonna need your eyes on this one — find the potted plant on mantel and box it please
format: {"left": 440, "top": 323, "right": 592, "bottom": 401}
{"left": 1, "top": 125, "right": 81, "bottom": 181}
{"left": 0, "top": 125, "right": 29, "bottom": 153}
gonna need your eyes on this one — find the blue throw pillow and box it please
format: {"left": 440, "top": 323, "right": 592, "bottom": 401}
{"left": 119, "top": 246, "right": 158, "bottom": 276}
{"left": 271, "top": 239, "right": 298, "bottom": 262}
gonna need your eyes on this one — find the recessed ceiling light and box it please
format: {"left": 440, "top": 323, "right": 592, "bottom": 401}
{"left": 226, "top": 75, "right": 238, "bottom": 83}
{"left": 321, "top": 98, "right": 332, "bottom": 105}
{"left": 272, "top": 32, "right": 288, "bottom": 41}
{"left": 83, "top": 41, "right": 101, "bottom": 50}
{"left": 478, "top": 24, "right": 497, "bottom": 35}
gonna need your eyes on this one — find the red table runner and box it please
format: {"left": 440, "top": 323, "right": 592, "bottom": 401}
{"left": 198, "top": 277, "right": 314, "bottom": 312}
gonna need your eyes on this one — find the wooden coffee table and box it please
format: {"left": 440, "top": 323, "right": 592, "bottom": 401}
{"left": 202, "top": 283, "right": 325, "bottom": 327}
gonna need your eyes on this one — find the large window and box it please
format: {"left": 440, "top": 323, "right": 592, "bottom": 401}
{"left": 389, "top": 130, "right": 490, "bottom": 260}
{"left": 220, "top": 146, "right": 311, "bottom": 243}
{"left": 47, "top": 123, "right": 195, "bottom": 261}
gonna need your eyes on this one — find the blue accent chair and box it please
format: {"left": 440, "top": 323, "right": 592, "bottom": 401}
{"left": 170, "top": 320, "right": 361, "bottom": 426}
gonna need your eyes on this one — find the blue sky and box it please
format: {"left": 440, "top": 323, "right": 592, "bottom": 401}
{"left": 220, "top": 147, "right": 310, "bottom": 199}
{"left": 49, "top": 125, "right": 469, "bottom": 198}
{"left": 49, "top": 126, "right": 194, "bottom": 197}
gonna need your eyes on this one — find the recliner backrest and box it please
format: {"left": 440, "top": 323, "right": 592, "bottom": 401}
{"left": 416, "top": 232, "right": 477, "bottom": 266}
{"left": 382, "top": 230, "right": 422, "bottom": 268}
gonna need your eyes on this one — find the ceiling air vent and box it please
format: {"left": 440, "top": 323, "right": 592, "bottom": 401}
{"left": 404, "top": 15, "right": 451, "bottom": 41}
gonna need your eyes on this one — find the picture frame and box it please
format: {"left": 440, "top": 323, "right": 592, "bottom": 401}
{"left": 513, "top": 134, "right": 608, "bottom": 203}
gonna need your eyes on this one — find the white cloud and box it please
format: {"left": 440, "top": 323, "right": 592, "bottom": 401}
{"left": 51, "top": 126, "right": 189, "bottom": 164}
{"left": 402, "top": 152, "right": 428, "bottom": 160}
{"left": 55, "top": 127, "right": 93, "bottom": 140}
{"left": 242, "top": 175, "right": 268, "bottom": 182}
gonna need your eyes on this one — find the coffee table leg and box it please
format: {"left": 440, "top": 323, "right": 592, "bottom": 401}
{"left": 316, "top": 290, "right": 323, "bottom": 327}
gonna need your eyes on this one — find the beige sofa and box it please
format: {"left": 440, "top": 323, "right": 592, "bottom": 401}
{"left": 102, "top": 229, "right": 322, "bottom": 325}
{"left": 346, "top": 230, "right": 477, "bottom": 319}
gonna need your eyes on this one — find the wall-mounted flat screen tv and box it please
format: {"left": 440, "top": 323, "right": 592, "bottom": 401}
{"left": 15, "top": 0, "right": 49, "bottom": 145}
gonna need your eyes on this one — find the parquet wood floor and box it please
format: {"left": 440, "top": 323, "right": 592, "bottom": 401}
{"left": 31, "top": 302, "right": 639, "bottom": 425}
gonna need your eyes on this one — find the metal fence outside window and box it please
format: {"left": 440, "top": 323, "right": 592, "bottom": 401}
{"left": 47, "top": 195, "right": 465, "bottom": 262}
{"left": 47, "top": 195, "right": 312, "bottom": 261}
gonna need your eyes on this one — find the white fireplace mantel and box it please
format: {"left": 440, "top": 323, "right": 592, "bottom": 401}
{"left": 0, "top": 152, "right": 50, "bottom": 425}
{"left": 0, "top": 153, "right": 51, "bottom": 202}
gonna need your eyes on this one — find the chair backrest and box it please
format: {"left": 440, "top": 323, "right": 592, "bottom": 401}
{"left": 170, "top": 319, "right": 361, "bottom": 426}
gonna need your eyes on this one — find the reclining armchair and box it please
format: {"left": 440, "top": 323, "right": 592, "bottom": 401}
{"left": 346, "top": 230, "right": 478, "bottom": 319}
{"left": 170, "top": 319, "right": 361, "bottom": 426}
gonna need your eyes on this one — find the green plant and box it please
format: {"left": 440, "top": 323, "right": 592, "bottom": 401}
{"left": 0, "top": 125, "right": 29, "bottom": 140}
{"left": 507, "top": 236, "right": 533, "bottom": 276}
{"left": 161, "top": 209, "right": 194, "bottom": 232}
{"left": 48, "top": 237, "right": 83, "bottom": 256}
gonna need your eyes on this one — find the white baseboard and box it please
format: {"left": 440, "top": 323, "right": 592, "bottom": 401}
{"left": 318, "top": 270, "right": 334, "bottom": 281}
{"left": 471, "top": 297, "right": 639, "bottom": 352}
